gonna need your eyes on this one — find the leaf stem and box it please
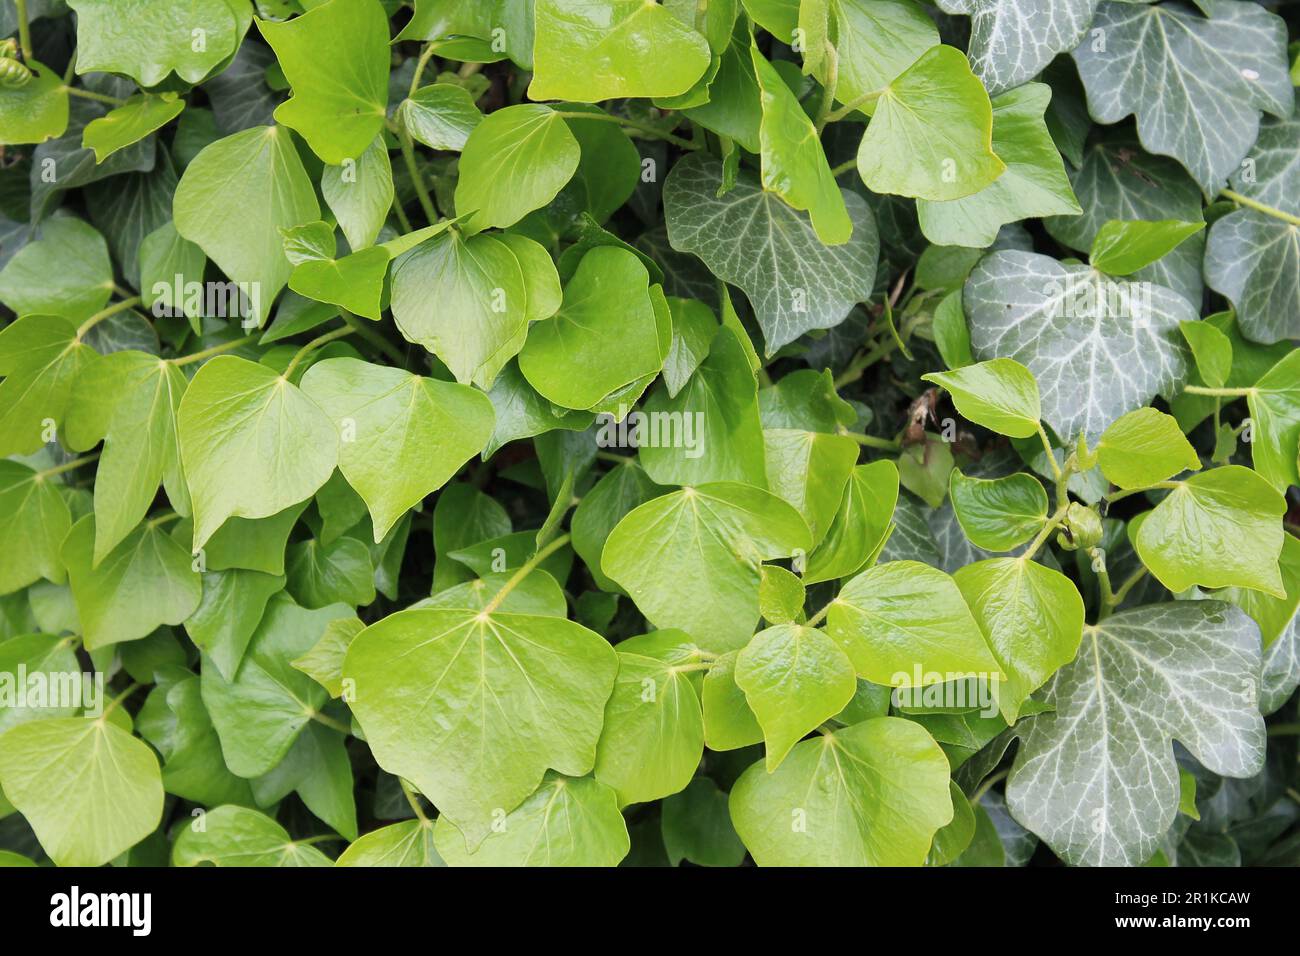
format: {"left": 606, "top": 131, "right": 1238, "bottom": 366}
{"left": 310, "top": 710, "right": 352, "bottom": 735}
{"left": 15, "top": 0, "right": 33, "bottom": 60}
{"left": 36, "top": 453, "right": 99, "bottom": 479}
{"left": 813, "top": 41, "right": 839, "bottom": 133}
{"left": 146, "top": 510, "right": 181, "bottom": 529}
{"left": 833, "top": 339, "right": 897, "bottom": 388}
{"left": 282, "top": 325, "right": 353, "bottom": 380}
{"left": 672, "top": 661, "right": 715, "bottom": 675}
{"left": 339, "top": 310, "right": 406, "bottom": 366}
{"left": 830, "top": 158, "right": 856, "bottom": 178}
{"left": 823, "top": 88, "right": 884, "bottom": 125}
{"left": 1036, "top": 424, "right": 1063, "bottom": 482}
{"left": 62, "top": 85, "right": 126, "bottom": 107}
{"left": 76, "top": 296, "right": 142, "bottom": 340}
{"left": 391, "top": 191, "right": 413, "bottom": 233}
{"left": 399, "top": 778, "right": 430, "bottom": 824}
{"left": 1104, "top": 481, "right": 1180, "bottom": 504}
{"left": 843, "top": 431, "right": 900, "bottom": 452}
{"left": 294, "top": 833, "right": 343, "bottom": 847}
{"left": 1266, "top": 723, "right": 1300, "bottom": 737}
{"left": 1182, "top": 384, "right": 1253, "bottom": 398}
{"left": 805, "top": 598, "right": 837, "bottom": 629}
{"left": 408, "top": 43, "right": 438, "bottom": 98}
{"left": 481, "top": 533, "right": 572, "bottom": 616}
{"left": 1109, "top": 567, "right": 1148, "bottom": 608}
{"left": 397, "top": 129, "right": 439, "bottom": 224}
{"left": 1092, "top": 548, "right": 1115, "bottom": 621}
{"left": 1022, "top": 503, "right": 1070, "bottom": 562}
{"left": 100, "top": 682, "right": 143, "bottom": 720}
{"left": 169, "top": 333, "right": 259, "bottom": 367}
{"left": 550, "top": 111, "right": 701, "bottom": 151}
{"left": 970, "top": 767, "right": 1009, "bottom": 803}
{"left": 1220, "top": 189, "right": 1300, "bottom": 228}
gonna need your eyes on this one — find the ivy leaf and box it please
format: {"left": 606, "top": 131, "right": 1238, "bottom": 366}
{"left": 160, "top": 676, "right": 256, "bottom": 809}
{"left": 803, "top": 460, "right": 899, "bottom": 584}
{"left": 398, "top": 83, "right": 483, "bottom": 151}
{"left": 529, "top": 0, "right": 711, "bottom": 103}
{"left": 519, "top": 247, "right": 664, "bottom": 409}
{"left": 759, "top": 565, "right": 805, "bottom": 624}
{"left": 964, "top": 250, "right": 1193, "bottom": 444}
{"left": 184, "top": 568, "right": 287, "bottom": 680}
{"left": 292, "top": 615, "right": 364, "bottom": 698}
{"left": 0, "top": 634, "right": 80, "bottom": 731}
{"left": 336, "top": 819, "right": 444, "bottom": 867}
{"left": 67, "top": 0, "right": 250, "bottom": 87}
{"left": 301, "top": 358, "right": 495, "bottom": 540}
{"left": 286, "top": 537, "right": 375, "bottom": 609}
{"left": 343, "top": 606, "right": 619, "bottom": 848}
{"left": 917, "top": 84, "right": 1081, "bottom": 248}
{"left": 0, "top": 716, "right": 164, "bottom": 867}
{"left": 1204, "top": 100, "right": 1300, "bottom": 344}
{"left": 728, "top": 717, "right": 953, "bottom": 865}
{"left": 1180, "top": 317, "right": 1233, "bottom": 389}
{"left": 1045, "top": 135, "right": 1206, "bottom": 306}
{"left": 200, "top": 593, "right": 353, "bottom": 777}
{"left": 1221, "top": 532, "right": 1300, "bottom": 650}
{"left": 762, "top": 429, "right": 860, "bottom": 546}
{"left": 1096, "top": 407, "right": 1200, "bottom": 490}
{"left": 593, "top": 651, "right": 705, "bottom": 805}
{"left": 949, "top": 470, "right": 1048, "bottom": 552}
{"left": 0, "top": 461, "right": 71, "bottom": 594}
{"left": 62, "top": 515, "right": 201, "bottom": 651}
{"left": 856, "top": 45, "right": 1005, "bottom": 202}
{"left": 140, "top": 223, "right": 207, "bottom": 334}
{"left": 924, "top": 358, "right": 1041, "bottom": 439}
{"left": 664, "top": 154, "right": 878, "bottom": 353}
{"left": 818, "top": 0, "right": 938, "bottom": 106}
{"left": 1134, "top": 465, "right": 1286, "bottom": 597}
{"left": 1245, "top": 350, "right": 1300, "bottom": 492}
{"left": 953, "top": 557, "right": 1085, "bottom": 723}
{"left": 389, "top": 229, "right": 530, "bottom": 388}
{"left": 172, "top": 805, "right": 332, "bottom": 866}
{"left": 257, "top": 0, "right": 390, "bottom": 164}
{"left": 66, "top": 350, "right": 189, "bottom": 562}
{"left": 0, "top": 217, "right": 113, "bottom": 321}
{"left": 640, "top": 325, "right": 767, "bottom": 488}
{"left": 1007, "top": 601, "right": 1266, "bottom": 866}
{"left": 454, "top": 105, "right": 581, "bottom": 233}
{"left": 173, "top": 126, "right": 320, "bottom": 327}
{"left": 736, "top": 624, "right": 856, "bottom": 769}
{"left": 322, "top": 137, "right": 394, "bottom": 252}
{"left": 571, "top": 461, "right": 664, "bottom": 592}
{"left": 177, "top": 355, "right": 339, "bottom": 550}
{"left": 602, "top": 484, "right": 812, "bottom": 652}
{"left": 750, "top": 43, "right": 851, "bottom": 245}
{"left": 828, "top": 560, "right": 1001, "bottom": 686}
{"left": 1089, "top": 219, "right": 1204, "bottom": 276}
{"left": 82, "top": 93, "right": 186, "bottom": 163}
{"left": 936, "top": 0, "right": 1097, "bottom": 96}
{"left": 1071, "top": 0, "right": 1292, "bottom": 194}
{"left": 661, "top": 777, "right": 747, "bottom": 867}
{"left": 433, "top": 773, "right": 629, "bottom": 866}
{"left": 0, "top": 60, "right": 68, "bottom": 144}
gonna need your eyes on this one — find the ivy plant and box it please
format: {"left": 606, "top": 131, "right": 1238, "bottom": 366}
{"left": 0, "top": 0, "right": 1298, "bottom": 869}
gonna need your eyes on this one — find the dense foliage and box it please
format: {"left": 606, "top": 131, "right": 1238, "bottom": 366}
{"left": 0, "top": 0, "right": 1298, "bottom": 869}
